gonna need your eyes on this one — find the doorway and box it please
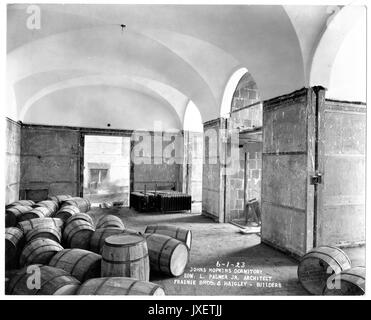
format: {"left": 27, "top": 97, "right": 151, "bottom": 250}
{"left": 82, "top": 134, "right": 131, "bottom": 207}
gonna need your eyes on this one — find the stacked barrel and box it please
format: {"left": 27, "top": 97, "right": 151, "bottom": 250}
{"left": 297, "top": 246, "right": 365, "bottom": 295}
{"left": 5, "top": 196, "right": 168, "bottom": 296}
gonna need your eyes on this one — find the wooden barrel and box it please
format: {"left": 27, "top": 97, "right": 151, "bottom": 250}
{"left": 63, "top": 220, "right": 95, "bottom": 249}
{"left": 25, "top": 226, "right": 62, "bottom": 244}
{"left": 52, "top": 205, "right": 80, "bottom": 222}
{"left": 101, "top": 234, "right": 150, "bottom": 281}
{"left": 66, "top": 213, "right": 94, "bottom": 226}
{"left": 49, "top": 248, "right": 102, "bottom": 282}
{"left": 323, "top": 266, "right": 365, "bottom": 295}
{"left": 6, "top": 205, "right": 33, "bottom": 227}
{"left": 77, "top": 277, "right": 165, "bottom": 295}
{"left": 48, "top": 194, "right": 72, "bottom": 205}
{"left": 90, "top": 228, "right": 125, "bottom": 254}
{"left": 95, "top": 215, "right": 125, "bottom": 230}
{"left": 145, "top": 224, "right": 192, "bottom": 250}
{"left": 33, "top": 200, "right": 59, "bottom": 214}
{"left": 6, "top": 227, "right": 24, "bottom": 269}
{"left": 144, "top": 233, "right": 189, "bottom": 277}
{"left": 62, "top": 197, "right": 91, "bottom": 213}
{"left": 20, "top": 238, "right": 63, "bottom": 267}
{"left": 17, "top": 217, "right": 64, "bottom": 233}
{"left": 297, "top": 246, "right": 352, "bottom": 295}
{"left": 6, "top": 200, "right": 35, "bottom": 209}
{"left": 7, "top": 265, "right": 80, "bottom": 295}
{"left": 19, "top": 206, "right": 53, "bottom": 221}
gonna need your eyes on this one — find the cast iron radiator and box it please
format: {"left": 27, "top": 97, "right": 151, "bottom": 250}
{"left": 130, "top": 190, "right": 191, "bottom": 213}
{"left": 155, "top": 191, "right": 192, "bottom": 212}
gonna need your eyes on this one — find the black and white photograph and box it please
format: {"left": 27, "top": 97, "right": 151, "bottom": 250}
{"left": 1, "top": 1, "right": 368, "bottom": 299}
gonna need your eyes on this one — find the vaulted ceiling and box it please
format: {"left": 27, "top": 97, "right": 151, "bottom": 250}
{"left": 7, "top": 4, "right": 365, "bottom": 130}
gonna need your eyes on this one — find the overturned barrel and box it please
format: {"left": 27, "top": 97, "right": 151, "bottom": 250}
{"left": 297, "top": 246, "right": 352, "bottom": 295}
{"left": 52, "top": 205, "right": 80, "bottom": 222}
{"left": 7, "top": 265, "right": 80, "bottom": 295}
{"left": 33, "top": 200, "right": 59, "bottom": 215}
{"left": 63, "top": 219, "right": 95, "bottom": 249}
{"left": 145, "top": 224, "right": 192, "bottom": 250}
{"left": 144, "top": 233, "right": 189, "bottom": 277}
{"left": 95, "top": 215, "right": 125, "bottom": 230}
{"left": 6, "top": 205, "right": 33, "bottom": 227}
{"left": 18, "top": 207, "right": 53, "bottom": 222}
{"left": 6, "top": 200, "right": 35, "bottom": 209}
{"left": 323, "top": 266, "right": 365, "bottom": 295}
{"left": 48, "top": 194, "right": 72, "bottom": 205}
{"left": 6, "top": 227, "right": 24, "bottom": 270}
{"left": 66, "top": 213, "right": 94, "bottom": 226}
{"left": 49, "top": 248, "right": 101, "bottom": 282}
{"left": 77, "top": 277, "right": 165, "bottom": 295}
{"left": 20, "top": 238, "right": 63, "bottom": 267}
{"left": 25, "top": 225, "right": 62, "bottom": 244}
{"left": 17, "top": 217, "right": 64, "bottom": 233}
{"left": 62, "top": 197, "right": 91, "bottom": 213}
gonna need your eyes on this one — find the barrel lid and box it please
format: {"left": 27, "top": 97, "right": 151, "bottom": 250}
{"left": 104, "top": 234, "right": 144, "bottom": 247}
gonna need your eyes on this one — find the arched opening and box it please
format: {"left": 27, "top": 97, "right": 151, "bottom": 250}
{"left": 183, "top": 100, "right": 203, "bottom": 213}
{"left": 220, "top": 67, "right": 248, "bottom": 118}
{"left": 225, "top": 70, "right": 263, "bottom": 230}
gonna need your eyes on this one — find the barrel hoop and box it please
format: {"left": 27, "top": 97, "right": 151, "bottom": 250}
{"left": 301, "top": 251, "right": 344, "bottom": 272}
{"left": 340, "top": 272, "right": 366, "bottom": 281}
{"left": 50, "top": 249, "right": 71, "bottom": 267}
{"left": 95, "top": 230, "right": 106, "bottom": 251}
{"left": 157, "top": 237, "right": 173, "bottom": 273}
{"left": 93, "top": 277, "right": 111, "bottom": 295}
{"left": 324, "top": 246, "right": 352, "bottom": 265}
{"left": 175, "top": 228, "right": 180, "bottom": 240}
{"left": 70, "top": 252, "right": 93, "bottom": 275}
{"left": 67, "top": 225, "right": 94, "bottom": 242}
{"left": 6, "top": 231, "right": 23, "bottom": 242}
{"left": 8, "top": 271, "right": 29, "bottom": 294}
{"left": 24, "top": 242, "right": 61, "bottom": 264}
{"left": 35, "top": 272, "right": 74, "bottom": 295}
{"left": 102, "top": 254, "right": 148, "bottom": 265}
{"left": 51, "top": 278, "right": 80, "bottom": 294}
{"left": 149, "top": 285, "right": 161, "bottom": 295}
{"left": 126, "top": 280, "right": 139, "bottom": 295}
{"left": 104, "top": 238, "right": 145, "bottom": 248}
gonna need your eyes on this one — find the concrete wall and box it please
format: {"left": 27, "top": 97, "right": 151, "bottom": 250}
{"left": 130, "top": 131, "right": 183, "bottom": 192}
{"left": 5, "top": 118, "right": 21, "bottom": 204}
{"left": 20, "top": 125, "right": 81, "bottom": 200}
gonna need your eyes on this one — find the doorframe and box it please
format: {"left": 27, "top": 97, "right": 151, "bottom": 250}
{"left": 79, "top": 129, "right": 132, "bottom": 200}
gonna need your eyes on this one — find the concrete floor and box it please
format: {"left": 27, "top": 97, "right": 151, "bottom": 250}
{"left": 89, "top": 207, "right": 365, "bottom": 296}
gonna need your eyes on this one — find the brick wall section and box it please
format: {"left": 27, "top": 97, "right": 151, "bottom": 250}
{"left": 5, "top": 118, "right": 21, "bottom": 204}
{"left": 231, "top": 72, "right": 260, "bottom": 112}
{"left": 226, "top": 142, "right": 262, "bottom": 222}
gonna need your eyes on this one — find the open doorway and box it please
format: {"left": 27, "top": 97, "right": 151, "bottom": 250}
{"left": 183, "top": 101, "right": 203, "bottom": 213}
{"left": 221, "top": 68, "right": 263, "bottom": 232}
{"left": 82, "top": 134, "right": 131, "bottom": 207}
